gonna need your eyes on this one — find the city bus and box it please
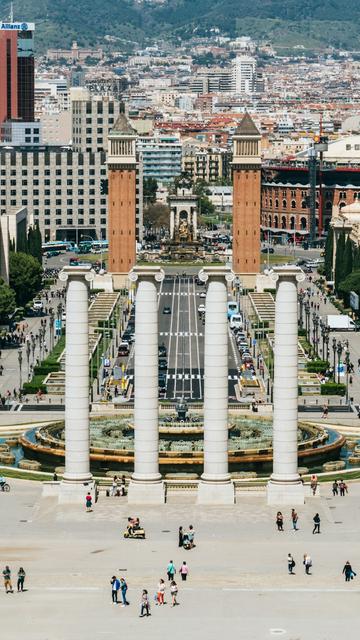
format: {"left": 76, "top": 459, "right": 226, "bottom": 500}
{"left": 227, "top": 301, "right": 239, "bottom": 319}
{"left": 42, "top": 241, "right": 72, "bottom": 255}
{"left": 91, "top": 240, "right": 109, "bottom": 253}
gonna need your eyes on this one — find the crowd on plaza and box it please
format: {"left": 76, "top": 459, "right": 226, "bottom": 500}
{"left": 107, "top": 527, "right": 193, "bottom": 617}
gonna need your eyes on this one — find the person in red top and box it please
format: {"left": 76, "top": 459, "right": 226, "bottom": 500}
{"left": 86, "top": 493, "right": 92, "bottom": 512}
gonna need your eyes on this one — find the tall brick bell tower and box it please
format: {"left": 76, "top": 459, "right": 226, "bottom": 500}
{"left": 232, "top": 113, "right": 261, "bottom": 282}
{"left": 107, "top": 106, "right": 137, "bottom": 279}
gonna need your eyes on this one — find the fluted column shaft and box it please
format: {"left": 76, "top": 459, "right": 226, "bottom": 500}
{"left": 59, "top": 266, "right": 93, "bottom": 483}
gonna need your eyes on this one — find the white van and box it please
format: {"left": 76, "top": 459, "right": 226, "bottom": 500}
{"left": 230, "top": 314, "right": 243, "bottom": 329}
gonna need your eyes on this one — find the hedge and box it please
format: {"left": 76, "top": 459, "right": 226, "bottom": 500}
{"left": 320, "top": 383, "right": 346, "bottom": 396}
{"left": 22, "top": 375, "right": 47, "bottom": 395}
{"left": 306, "top": 360, "right": 330, "bottom": 373}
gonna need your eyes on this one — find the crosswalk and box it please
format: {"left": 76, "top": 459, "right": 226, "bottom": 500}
{"left": 160, "top": 292, "right": 200, "bottom": 296}
{"left": 160, "top": 332, "right": 203, "bottom": 337}
{"left": 127, "top": 373, "right": 239, "bottom": 382}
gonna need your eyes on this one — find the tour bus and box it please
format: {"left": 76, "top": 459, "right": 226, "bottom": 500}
{"left": 227, "top": 301, "right": 239, "bottom": 319}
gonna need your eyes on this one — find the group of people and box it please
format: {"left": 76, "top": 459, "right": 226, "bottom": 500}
{"left": 275, "top": 509, "right": 320, "bottom": 534}
{"left": 332, "top": 479, "right": 348, "bottom": 496}
{"left": 2, "top": 566, "right": 26, "bottom": 593}
{"left": 110, "top": 475, "right": 126, "bottom": 497}
{"left": 287, "top": 554, "right": 356, "bottom": 581}
{"left": 110, "top": 576, "right": 129, "bottom": 606}
{"left": 178, "top": 525, "right": 195, "bottom": 550}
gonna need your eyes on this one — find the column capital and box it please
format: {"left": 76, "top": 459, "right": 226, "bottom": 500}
{"left": 199, "top": 266, "right": 235, "bottom": 285}
{"left": 59, "top": 265, "right": 94, "bottom": 284}
{"left": 129, "top": 265, "right": 165, "bottom": 283}
{"left": 270, "top": 265, "right": 305, "bottom": 284}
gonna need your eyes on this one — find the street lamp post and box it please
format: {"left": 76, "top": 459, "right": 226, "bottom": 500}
{"left": 324, "top": 333, "right": 330, "bottom": 363}
{"left": 345, "top": 347, "right": 351, "bottom": 404}
{"left": 31, "top": 336, "right": 36, "bottom": 366}
{"left": 298, "top": 291, "right": 305, "bottom": 329}
{"left": 337, "top": 341, "right": 343, "bottom": 385}
{"left": 18, "top": 348, "right": 23, "bottom": 392}
{"left": 49, "top": 307, "right": 54, "bottom": 350}
{"left": 305, "top": 301, "right": 310, "bottom": 343}
{"left": 26, "top": 341, "right": 31, "bottom": 381}
{"left": 332, "top": 337, "right": 337, "bottom": 381}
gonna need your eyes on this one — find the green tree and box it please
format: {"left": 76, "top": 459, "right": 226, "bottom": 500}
{"left": 0, "top": 278, "right": 16, "bottom": 321}
{"left": 143, "top": 177, "right": 158, "bottom": 204}
{"left": 144, "top": 203, "right": 170, "bottom": 229}
{"left": 26, "top": 224, "right": 42, "bottom": 265}
{"left": 9, "top": 252, "right": 43, "bottom": 306}
{"left": 334, "top": 232, "right": 345, "bottom": 292}
{"left": 324, "top": 227, "right": 333, "bottom": 280}
{"left": 343, "top": 236, "right": 353, "bottom": 279}
{"left": 338, "top": 269, "right": 360, "bottom": 295}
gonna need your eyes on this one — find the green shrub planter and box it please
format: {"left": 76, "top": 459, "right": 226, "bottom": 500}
{"left": 320, "top": 383, "right": 346, "bottom": 396}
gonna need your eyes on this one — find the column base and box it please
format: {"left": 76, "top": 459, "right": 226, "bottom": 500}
{"left": 58, "top": 478, "right": 95, "bottom": 505}
{"left": 267, "top": 479, "right": 305, "bottom": 506}
{"left": 197, "top": 479, "right": 235, "bottom": 505}
{"left": 127, "top": 479, "right": 165, "bottom": 505}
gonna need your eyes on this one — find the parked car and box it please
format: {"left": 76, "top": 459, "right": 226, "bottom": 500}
{"left": 118, "top": 341, "right": 130, "bottom": 357}
{"left": 159, "top": 358, "right": 168, "bottom": 370}
{"left": 33, "top": 299, "right": 43, "bottom": 310}
{"left": 159, "top": 344, "right": 167, "bottom": 358}
{"left": 163, "top": 306, "right": 171, "bottom": 315}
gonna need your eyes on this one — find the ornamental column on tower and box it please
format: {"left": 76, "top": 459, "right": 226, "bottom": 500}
{"left": 107, "top": 106, "right": 138, "bottom": 277}
{"left": 232, "top": 113, "right": 261, "bottom": 282}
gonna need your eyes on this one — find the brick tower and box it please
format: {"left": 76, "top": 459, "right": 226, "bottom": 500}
{"left": 107, "top": 108, "right": 137, "bottom": 275}
{"left": 232, "top": 113, "right": 261, "bottom": 278}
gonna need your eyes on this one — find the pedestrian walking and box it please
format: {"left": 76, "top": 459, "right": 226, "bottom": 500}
{"left": 85, "top": 492, "right": 92, "bottom": 512}
{"left": 170, "top": 580, "right": 178, "bottom": 607}
{"left": 310, "top": 474, "right": 318, "bottom": 496}
{"left": 276, "top": 511, "right": 284, "bottom": 531}
{"left": 139, "top": 590, "right": 151, "bottom": 617}
{"left": 339, "top": 479, "right": 348, "bottom": 497}
{"left": 343, "top": 561, "right": 356, "bottom": 582}
{"left": 303, "top": 553, "right": 312, "bottom": 575}
{"left": 288, "top": 553, "right": 295, "bottom": 575}
{"left": 332, "top": 480, "right": 339, "bottom": 496}
{"left": 178, "top": 526, "right": 184, "bottom": 548}
{"left": 321, "top": 404, "right": 329, "bottom": 419}
{"left": 111, "top": 476, "right": 118, "bottom": 497}
{"left": 120, "top": 577, "right": 129, "bottom": 606}
{"left": 167, "top": 560, "right": 176, "bottom": 581}
{"left": 157, "top": 578, "right": 166, "bottom": 605}
{"left": 17, "top": 567, "right": 26, "bottom": 592}
{"left": 111, "top": 576, "right": 120, "bottom": 603}
{"left": 179, "top": 561, "right": 189, "bottom": 581}
{"left": 291, "top": 509, "right": 299, "bottom": 531}
{"left": 3, "top": 566, "right": 13, "bottom": 593}
{"left": 312, "top": 513, "right": 321, "bottom": 534}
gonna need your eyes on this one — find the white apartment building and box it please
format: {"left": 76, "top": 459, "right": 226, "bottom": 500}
{"left": 232, "top": 55, "right": 256, "bottom": 95}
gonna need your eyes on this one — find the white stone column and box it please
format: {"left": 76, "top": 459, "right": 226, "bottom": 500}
{"left": 170, "top": 209, "right": 175, "bottom": 240}
{"left": 193, "top": 208, "right": 198, "bottom": 240}
{"left": 197, "top": 266, "right": 235, "bottom": 504}
{"left": 58, "top": 265, "right": 94, "bottom": 504}
{"left": 267, "top": 265, "right": 305, "bottom": 505}
{"left": 127, "top": 265, "right": 165, "bottom": 504}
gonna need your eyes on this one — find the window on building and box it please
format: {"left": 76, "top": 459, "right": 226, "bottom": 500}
{"left": 56, "top": 219, "right": 62, "bottom": 225}
{"left": 89, "top": 218, "right": 95, "bottom": 225}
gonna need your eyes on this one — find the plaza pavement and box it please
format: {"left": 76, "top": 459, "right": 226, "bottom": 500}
{"left": 1, "top": 478, "right": 360, "bottom": 640}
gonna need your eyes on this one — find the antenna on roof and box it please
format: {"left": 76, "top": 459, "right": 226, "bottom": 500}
{"left": 10, "top": 1, "right": 14, "bottom": 22}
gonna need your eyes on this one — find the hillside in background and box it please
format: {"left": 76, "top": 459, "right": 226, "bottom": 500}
{"left": 1, "top": 0, "right": 360, "bottom": 52}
